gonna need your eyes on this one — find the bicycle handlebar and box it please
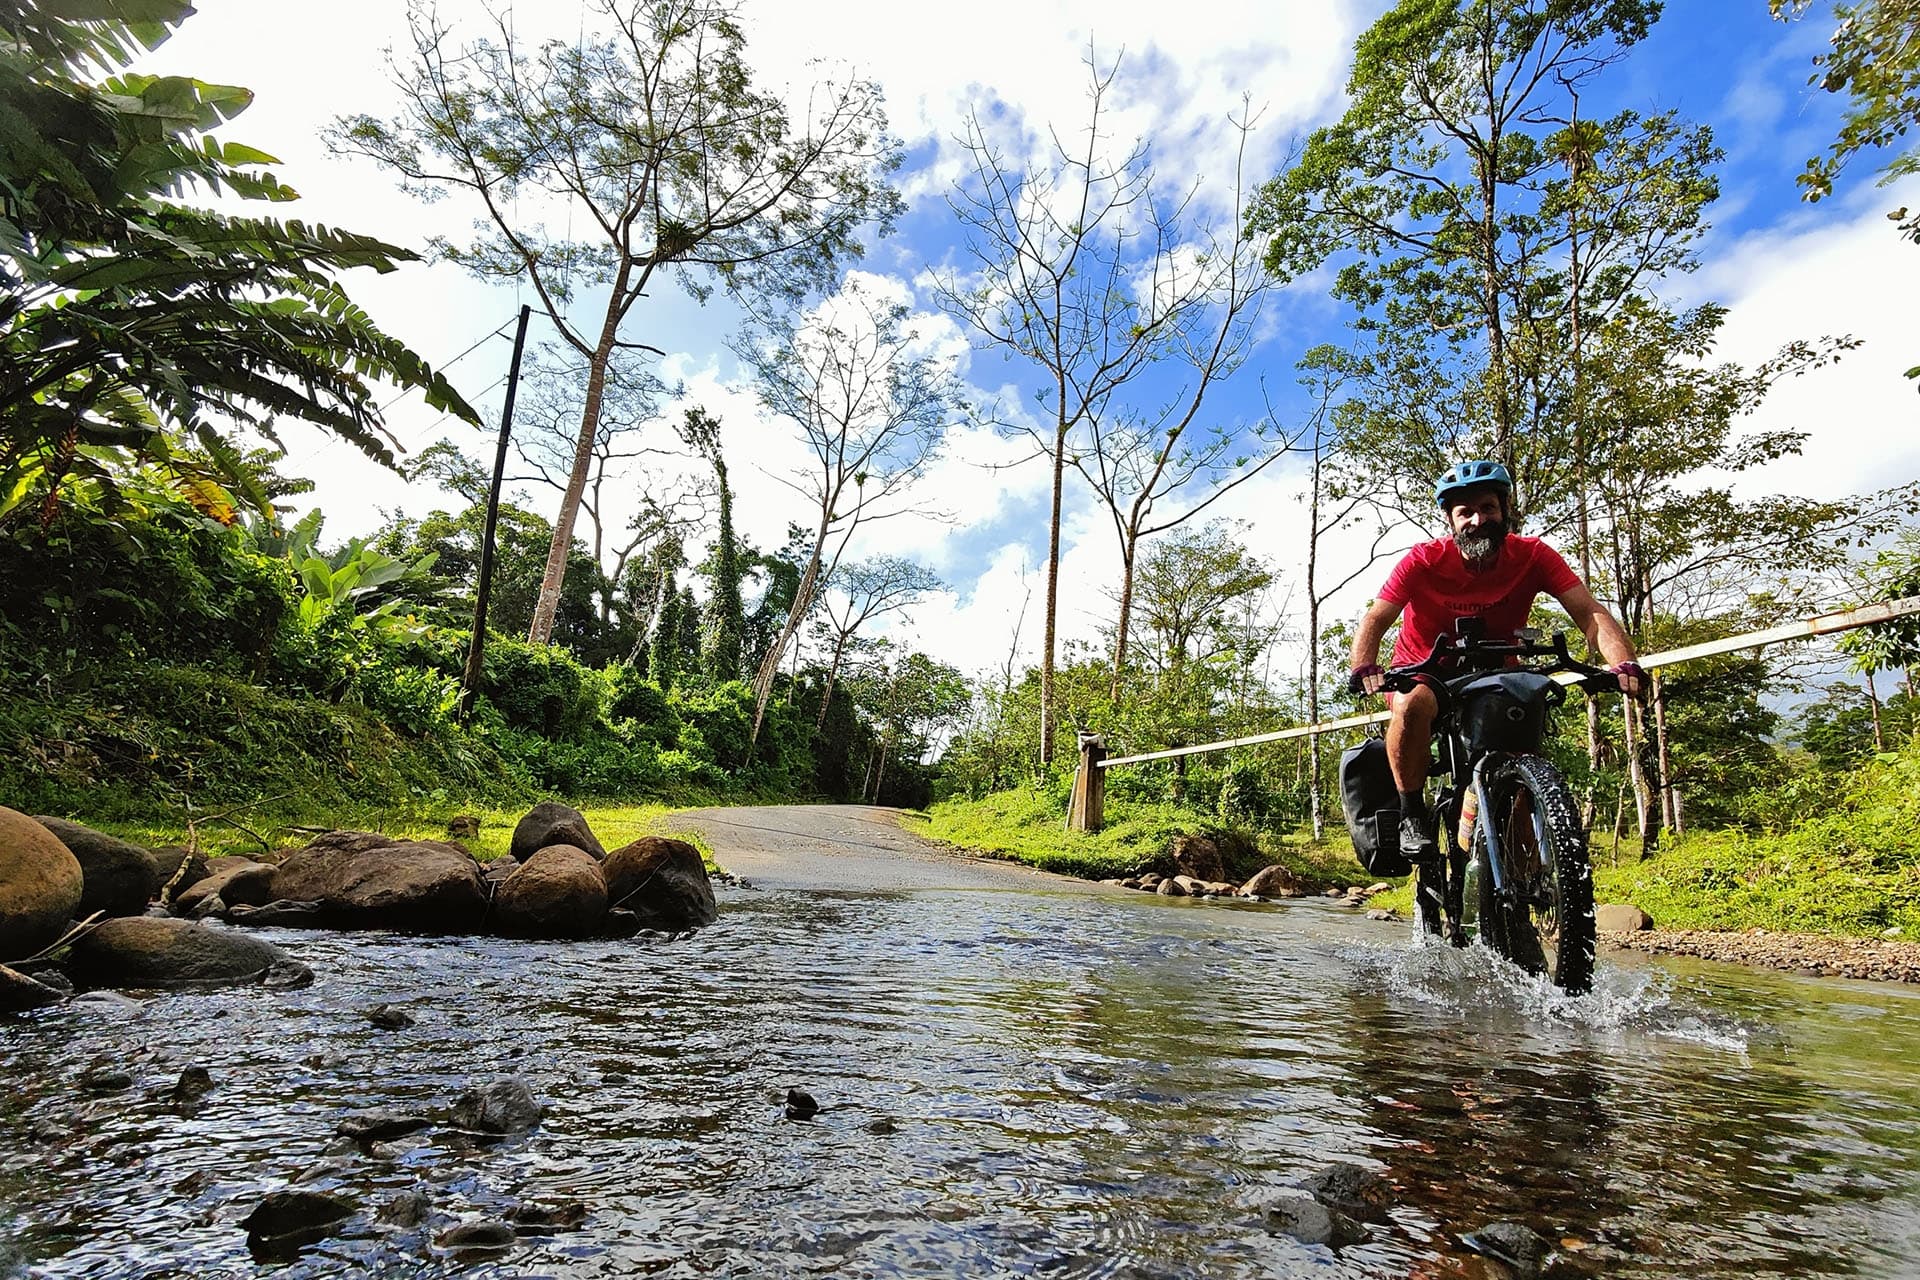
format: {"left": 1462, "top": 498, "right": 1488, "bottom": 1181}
{"left": 1375, "top": 629, "right": 1620, "bottom": 695}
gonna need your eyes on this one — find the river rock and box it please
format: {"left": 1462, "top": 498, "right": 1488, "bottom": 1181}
{"left": 224, "top": 899, "right": 327, "bottom": 927}
{"left": 148, "top": 845, "right": 209, "bottom": 903}
{"left": 174, "top": 858, "right": 274, "bottom": 917}
{"left": 1262, "top": 1190, "right": 1366, "bottom": 1247}
{"left": 1461, "top": 1221, "right": 1555, "bottom": 1276}
{"left": 1157, "top": 877, "right": 1187, "bottom": 897}
{"left": 0, "top": 962, "right": 66, "bottom": 1011}
{"left": 446, "top": 814, "right": 481, "bottom": 841}
{"left": 509, "top": 802, "right": 606, "bottom": 863}
{"left": 440, "top": 1219, "right": 517, "bottom": 1250}
{"left": 65, "top": 916, "right": 304, "bottom": 989}
{"left": 270, "top": 832, "right": 486, "bottom": 933}
{"left": 601, "top": 837, "right": 716, "bottom": 931}
{"left": 1239, "top": 865, "right": 1302, "bottom": 898}
{"left": 1170, "top": 834, "right": 1225, "bottom": 882}
{"left": 32, "top": 818, "right": 158, "bottom": 919}
{"left": 450, "top": 1077, "right": 543, "bottom": 1135}
{"left": 1293, "top": 1161, "right": 1392, "bottom": 1222}
{"left": 1596, "top": 903, "right": 1653, "bottom": 932}
{"left": 172, "top": 1066, "right": 214, "bottom": 1108}
{"left": 338, "top": 1108, "right": 430, "bottom": 1142}
{"left": 240, "top": 1188, "right": 354, "bottom": 1249}
{"left": 511, "top": 1200, "right": 587, "bottom": 1232}
{"left": 0, "top": 804, "right": 85, "bottom": 961}
{"left": 493, "top": 845, "right": 608, "bottom": 939}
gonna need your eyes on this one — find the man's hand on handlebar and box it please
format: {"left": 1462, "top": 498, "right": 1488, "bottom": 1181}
{"left": 1607, "top": 661, "right": 1646, "bottom": 696}
{"left": 1348, "top": 663, "right": 1386, "bottom": 696}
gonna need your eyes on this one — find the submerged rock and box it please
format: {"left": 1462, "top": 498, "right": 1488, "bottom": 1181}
{"left": 450, "top": 1077, "right": 543, "bottom": 1135}
{"left": 509, "top": 802, "right": 606, "bottom": 863}
{"left": 1292, "top": 1161, "right": 1392, "bottom": 1222}
{"left": 601, "top": 837, "right": 716, "bottom": 931}
{"left": 511, "top": 1200, "right": 587, "bottom": 1233}
{"left": 366, "top": 1003, "right": 414, "bottom": 1030}
{"left": 65, "top": 917, "right": 300, "bottom": 989}
{"left": 268, "top": 832, "right": 486, "bottom": 933}
{"left": 33, "top": 818, "right": 158, "bottom": 919}
{"left": 1262, "top": 1189, "right": 1367, "bottom": 1247}
{"left": 240, "top": 1188, "right": 354, "bottom": 1250}
{"left": 0, "top": 804, "right": 84, "bottom": 962}
{"left": 337, "top": 1108, "right": 431, "bottom": 1142}
{"left": 493, "top": 845, "right": 608, "bottom": 939}
{"left": 1462, "top": 1221, "right": 1555, "bottom": 1276}
{"left": 439, "top": 1219, "right": 516, "bottom": 1250}
{"left": 784, "top": 1087, "right": 820, "bottom": 1121}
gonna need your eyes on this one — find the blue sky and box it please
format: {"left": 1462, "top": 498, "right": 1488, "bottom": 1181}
{"left": 138, "top": 0, "right": 1920, "bottom": 682}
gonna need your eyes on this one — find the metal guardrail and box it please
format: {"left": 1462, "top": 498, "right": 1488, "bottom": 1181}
{"left": 1098, "top": 595, "right": 1920, "bottom": 770}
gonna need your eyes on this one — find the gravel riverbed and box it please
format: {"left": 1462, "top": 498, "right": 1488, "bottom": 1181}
{"left": 1601, "top": 927, "right": 1920, "bottom": 984}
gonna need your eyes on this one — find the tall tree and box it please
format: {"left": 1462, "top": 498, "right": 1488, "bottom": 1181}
{"left": 677, "top": 407, "right": 747, "bottom": 681}
{"left": 934, "top": 52, "right": 1220, "bottom": 766}
{"left": 1249, "top": 0, "right": 1707, "bottom": 487}
{"left": 333, "top": 0, "right": 903, "bottom": 643}
{"left": 0, "top": 0, "right": 477, "bottom": 531}
{"left": 732, "top": 276, "right": 953, "bottom": 746}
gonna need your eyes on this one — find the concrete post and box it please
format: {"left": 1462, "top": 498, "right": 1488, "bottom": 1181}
{"left": 1068, "top": 731, "right": 1107, "bottom": 833}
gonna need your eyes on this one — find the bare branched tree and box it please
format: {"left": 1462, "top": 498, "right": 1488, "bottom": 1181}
{"left": 809, "top": 556, "right": 944, "bottom": 727}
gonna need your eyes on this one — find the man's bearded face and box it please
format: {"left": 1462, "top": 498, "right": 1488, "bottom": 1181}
{"left": 1446, "top": 488, "right": 1508, "bottom": 566}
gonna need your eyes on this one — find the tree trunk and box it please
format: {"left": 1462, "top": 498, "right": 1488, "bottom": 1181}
{"left": 1866, "top": 667, "right": 1886, "bottom": 752}
{"left": 1109, "top": 533, "right": 1137, "bottom": 703}
{"left": 1305, "top": 449, "right": 1325, "bottom": 842}
{"left": 1651, "top": 671, "right": 1679, "bottom": 836}
{"left": 1623, "top": 696, "right": 1663, "bottom": 858}
{"left": 816, "top": 632, "right": 850, "bottom": 730}
{"left": 1040, "top": 413, "right": 1068, "bottom": 766}
{"left": 750, "top": 518, "right": 828, "bottom": 746}
{"left": 529, "top": 269, "right": 629, "bottom": 644}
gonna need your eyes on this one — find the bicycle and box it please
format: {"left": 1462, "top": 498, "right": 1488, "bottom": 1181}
{"left": 1341, "top": 619, "right": 1624, "bottom": 995}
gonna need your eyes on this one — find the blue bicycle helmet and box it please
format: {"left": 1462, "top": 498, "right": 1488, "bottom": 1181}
{"left": 1434, "top": 459, "right": 1512, "bottom": 509}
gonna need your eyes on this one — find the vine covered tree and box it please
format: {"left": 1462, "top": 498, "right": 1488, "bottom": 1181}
{"left": 333, "top": 0, "right": 904, "bottom": 643}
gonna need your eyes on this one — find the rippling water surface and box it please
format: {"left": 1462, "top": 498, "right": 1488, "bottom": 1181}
{"left": 3, "top": 885, "right": 1919, "bottom": 1278}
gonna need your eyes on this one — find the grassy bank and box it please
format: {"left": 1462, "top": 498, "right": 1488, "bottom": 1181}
{"left": 920, "top": 784, "right": 1372, "bottom": 887}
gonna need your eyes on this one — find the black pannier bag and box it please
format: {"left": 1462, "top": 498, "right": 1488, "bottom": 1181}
{"left": 1456, "top": 671, "right": 1559, "bottom": 754}
{"left": 1339, "top": 738, "right": 1412, "bottom": 877}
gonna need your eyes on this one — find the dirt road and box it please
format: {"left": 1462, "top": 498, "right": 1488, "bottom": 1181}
{"left": 671, "top": 804, "right": 1102, "bottom": 893}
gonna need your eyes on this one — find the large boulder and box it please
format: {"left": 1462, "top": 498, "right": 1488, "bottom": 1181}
{"left": 64, "top": 916, "right": 305, "bottom": 989}
{"left": 491, "top": 845, "right": 608, "bottom": 939}
{"left": 1239, "top": 864, "right": 1303, "bottom": 899}
{"left": 173, "top": 857, "right": 275, "bottom": 916}
{"left": 602, "top": 837, "right": 717, "bottom": 932}
{"left": 269, "top": 831, "right": 487, "bottom": 933}
{"left": 509, "top": 802, "right": 606, "bottom": 863}
{"left": 32, "top": 818, "right": 159, "bottom": 919}
{"left": 1170, "top": 834, "right": 1225, "bottom": 883}
{"left": 0, "top": 805, "right": 84, "bottom": 961}
{"left": 1596, "top": 903, "right": 1653, "bottom": 932}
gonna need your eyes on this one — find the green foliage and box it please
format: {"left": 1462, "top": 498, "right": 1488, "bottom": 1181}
{"left": 1594, "top": 737, "right": 1920, "bottom": 936}
{"left": 0, "top": 0, "right": 478, "bottom": 529}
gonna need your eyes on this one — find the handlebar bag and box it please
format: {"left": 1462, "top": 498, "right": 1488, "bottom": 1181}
{"left": 1456, "top": 670, "right": 1559, "bottom": 754}
{"left": 1339, "top": 738, "right": 1412, "bottom": 877}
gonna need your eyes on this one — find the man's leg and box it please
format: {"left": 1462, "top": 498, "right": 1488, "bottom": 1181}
{"left": 1386, "top": 685, "right": 1445, "bottom": 933}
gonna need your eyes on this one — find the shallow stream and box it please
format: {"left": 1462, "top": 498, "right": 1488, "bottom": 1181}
{"left": 3, "top": 885, "right": 1918, "bottom": 1277}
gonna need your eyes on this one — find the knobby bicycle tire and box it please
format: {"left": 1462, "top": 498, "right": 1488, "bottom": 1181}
{"left": 1471, "top": 753, "right": 1596, "bottom": 994}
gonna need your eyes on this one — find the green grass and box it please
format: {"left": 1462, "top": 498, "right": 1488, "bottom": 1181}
{"left": 919, "top": 786, "right": 1373, "bottom": 887}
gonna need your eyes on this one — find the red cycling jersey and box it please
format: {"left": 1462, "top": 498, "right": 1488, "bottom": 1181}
{"left": 1377, "top": 534, "right": 1582, "bottom": 667}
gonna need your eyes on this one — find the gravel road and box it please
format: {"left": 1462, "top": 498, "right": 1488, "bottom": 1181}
{"left": 671, "top": 804, "right": 1111, "bottom": 893}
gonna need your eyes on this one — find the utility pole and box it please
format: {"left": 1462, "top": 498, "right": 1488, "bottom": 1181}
{"left": 460, "top": 304, "right": 532, "bottom": 721}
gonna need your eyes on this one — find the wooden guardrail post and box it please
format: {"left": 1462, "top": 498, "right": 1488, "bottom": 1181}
{"left": 1068, "top": 731, "right": 1107, "bottom": 832}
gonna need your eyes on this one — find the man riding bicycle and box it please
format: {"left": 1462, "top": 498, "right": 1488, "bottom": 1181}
{"left": 1348, "top": 461, "right": 1644, "bottom": 923}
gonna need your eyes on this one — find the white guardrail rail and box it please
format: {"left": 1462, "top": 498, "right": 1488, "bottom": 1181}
{"left": 1097, "top": 595, "right": 1920, "bottom": 770}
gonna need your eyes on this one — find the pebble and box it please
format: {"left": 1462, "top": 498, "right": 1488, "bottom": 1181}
{"left": 1601, "top": 927, "right": 1920, "bottom": 984}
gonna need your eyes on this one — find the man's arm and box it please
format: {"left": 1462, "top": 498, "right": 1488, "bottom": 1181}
{"left": 1554, "top": 583, "right": 1644, "bottom": 693}
{"left": 1350, "top": 597, "right": 1405, "bottom": 694}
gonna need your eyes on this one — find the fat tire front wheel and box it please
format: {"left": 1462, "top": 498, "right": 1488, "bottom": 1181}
{"left": 1472, "top": 754, "right": 1595, "bottom": 994}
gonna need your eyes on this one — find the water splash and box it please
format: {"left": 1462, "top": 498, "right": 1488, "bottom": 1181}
{"left": 1341, "top": 936, "right": 1755, "bottom": 1052}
